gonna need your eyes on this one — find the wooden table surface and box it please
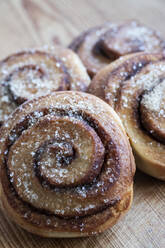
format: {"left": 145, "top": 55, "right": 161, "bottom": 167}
{"left": 0, "top": 0, "right": 165, "bottom": 247}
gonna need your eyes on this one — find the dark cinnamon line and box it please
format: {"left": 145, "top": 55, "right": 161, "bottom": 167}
{"left": 4, "top": 107, "right": 120, "bottom": 219}
{"left": 92, "top": 39, "right": 115, "bottom": 60}
{"left": 68, "top": 31, "right": 88, "bottom": 52}
{"left": 5, "top": 107, "right": 120, "bottom": 190}
{"left": 137, "top": 78, "right": 165, "bottom": 145}
{"left": 99, "top": 22, "right": 164, "bottom": 58}
{"left": 6, "top": 65, "right": 46, "bottom": 105}
{"left": 113, "top": 60, "right": 150, "bottom": 110}
{"left": 68, "top": 26, "right": 99, "bottom": 52}
{"left": 0, "top": 50, "right": 72, "bottom": 125}
{"left": 70, "top": 22, "right": 165, "bottom": 62}
{"left": 34, "top": 139, "right": 77, "bottom": 188}
{"left": 112, "top": 55, "right": 165, "bottom": 110}
{"left": 5, "top": 180, "right": 120, "bottom": 221}
{"left": 92, "top": 24, "right": 126, "bottom": 61}
{"left": 134, "top": 95, "right": 161, "bottom": 142}
{"left": 98, "top": 27, "right": 121, "bottom": 59}
{"left": 1, "top": 49, "right": 71, "bottom": 98}
{"left": 88, "top": 54, "right": 165, "bottom": 147}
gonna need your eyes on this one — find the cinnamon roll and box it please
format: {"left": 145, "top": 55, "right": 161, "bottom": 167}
{"left": 69, "top": 20, "right": 165, "bottom": 78}
{"left": 89, "top": 52, "right": 165, "bottom": 180}
{"left": 0, "top": 91, "right": 135, "bottom": 237}
{"left": 0, "top": 47, "right": 90, "bottom": 126}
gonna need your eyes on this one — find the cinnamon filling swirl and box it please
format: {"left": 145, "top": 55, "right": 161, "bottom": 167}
{"left": 69, "top": 20, "right": 165, "bottom": 78}
{"left": 0, "top": 48, "right": 90, "bottom": 125}
{"left": 0, "top": 92, "right": 135, "bottom": 235}
{"left": 139, "top": 79, "right": 165, "bottom": 144}
{"left": 89, "top": 53, "right": 165, "bottom": 180}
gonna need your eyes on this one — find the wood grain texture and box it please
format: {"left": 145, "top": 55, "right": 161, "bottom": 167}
{"left": 0, "top": 0, "right": 165, "bottom": 247}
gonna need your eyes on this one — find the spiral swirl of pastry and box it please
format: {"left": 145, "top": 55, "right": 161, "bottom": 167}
{"left": 89, "top": 52, "right": 165, "bottom": 180}
{"left": 0, "top": 91, "right": 135, "bottom": 237}
{"left": 0, "top": 46, "right": 90, "bottom": 125}
{"left": 69, "top": 20, "right": 165, "bottom": 78}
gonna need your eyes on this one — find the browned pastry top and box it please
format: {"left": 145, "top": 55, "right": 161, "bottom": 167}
{"left": 69, "top": 20, "right": 165, "bottom": 78}
{"left": 88, "top": 52, "right": 165, "bottom": 179}
{"left": 0, "top": 91, "right": 135, "bottom": 235}
{"left": 100, "top": 21, "right": 165, "bottom": 57}
{"left": 0, "top": 46, "right": 90, "bottom": 125}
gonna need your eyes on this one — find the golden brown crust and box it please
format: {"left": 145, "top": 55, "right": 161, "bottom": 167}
{"left": 1, "top": 184, "right": 133, "bottom": 237}
{"left": 69, "top": 20, "right": 165, "bottom": 78}
{"left": 0, "top": 47, "right": 90, "bottom": 125}
{"left": 69, "top": 23, "right": 115, "bottom": 77}
{"left": 0, "top": 91, "right": 135, "bottom": 237}
{"left": 100, "top": 21, "right": 165, "bottom": 57}
{"left": 89, "top": 52, "right": 165, "bottom": 180}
